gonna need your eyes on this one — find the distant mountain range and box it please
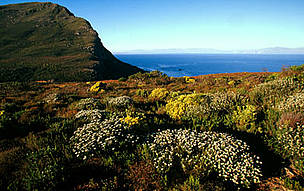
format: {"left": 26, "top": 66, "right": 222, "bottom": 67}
{"left": 115, "top": 47, "right": 304, "bottom": 54}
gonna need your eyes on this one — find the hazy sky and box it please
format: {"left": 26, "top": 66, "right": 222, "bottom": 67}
{"left": 1, "top": 0, "right": 304, "bottom": 52}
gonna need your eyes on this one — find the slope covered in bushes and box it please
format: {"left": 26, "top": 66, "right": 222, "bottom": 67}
{"left": 0, "top": 66, "right": 303, "bottom": 190}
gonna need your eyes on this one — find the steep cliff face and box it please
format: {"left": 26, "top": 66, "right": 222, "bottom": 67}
{"left": 0, "top": 2, "right": 143, "bottom": 82}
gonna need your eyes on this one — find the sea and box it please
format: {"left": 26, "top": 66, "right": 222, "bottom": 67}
{"left": 115, "top": 54, "right": 304, "bottom": 77}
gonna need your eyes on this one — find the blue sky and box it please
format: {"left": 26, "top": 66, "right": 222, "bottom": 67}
{"left": 1, "top": 0, "right": 304, "bottom": 52}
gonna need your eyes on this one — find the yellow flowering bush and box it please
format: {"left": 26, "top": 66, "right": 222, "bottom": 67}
{"left": 148, "top": 88, "right": 169, "bottom": 101}
{"left": 230, "top": 105, "right": 260, "bottom": 133}
{"left": 90, "top": 81, "right": 105, "bottom": 93}
{"left": 228, "top": 80, "right": 235, "bottom": 86}
{"left": 120, "top": 111, "right": 145, "bottom": 127}
{"left": 165, "top": 93, "right": 205, "bottom": 120}
{"left": 0, "top": 110, "right": 4, "bottom": 117}
{"left": 184, "top": 77, "right": 195, "bottom": 83}
{"left": 120, "top": 115, "right": 140, "bottom": 127}
{"left": 168, "top": 91, "right": 181, "bottom": 99}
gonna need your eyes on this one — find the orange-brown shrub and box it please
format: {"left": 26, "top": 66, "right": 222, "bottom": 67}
{"left": 127, "top": 160, "right": 162, "bottom": 191}
{"left": 278, "top": 112, "right": 304, "bottom": 129}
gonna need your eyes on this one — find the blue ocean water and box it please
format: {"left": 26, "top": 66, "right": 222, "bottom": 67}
{"left": 115, "top": 54, "right": 304, "bottom": 77}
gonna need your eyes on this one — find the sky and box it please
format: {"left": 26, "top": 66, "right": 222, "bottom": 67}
{"left": 1, "top": 0, "right": 304, "bottom": 52}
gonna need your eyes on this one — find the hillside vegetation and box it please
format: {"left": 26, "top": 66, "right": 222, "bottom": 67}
{"left": 0, "top": 65, "right": 303, "bottom": 190}
{"left": 0, "top": 2, "right": 142, "bottom": 82}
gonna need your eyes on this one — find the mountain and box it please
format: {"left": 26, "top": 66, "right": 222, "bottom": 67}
{"left": 115, "top": 48, "right": 230, "bottom": 54}
{"left": 0, "top": 2, "right": 143, "bottom": 82}
{"left": 256, "top": 47, "right": 304, "bottom": 54}
{"left": 115, "top": 47, "right": 304, "bottom": 54}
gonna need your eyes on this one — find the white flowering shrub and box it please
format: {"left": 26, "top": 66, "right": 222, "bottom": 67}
{"left": 44, "top": 93, "right": 61, "bottom": 104}
{"left": 75, "top": 109, "right": 107, "bottom": 122}
{"left": 276, "top": 123, "right": 304, "bottom": 160}
{"left": 107, "top": 96, "right": 133, "bottom": 109}
{"left": 209, "top": 92, "right": 246, "bottom": 113}
{"left": 71, "top": 115, "right": 139, "bottom": 160}
{"left": 75, "top": 98, "right": 102, "bottom": 110}
{"left": 277, "top": 92, "right": 304, "bottom": 112}
{"left": 144, "top": 129, "right": 262, "bottom": 188}
{"left": 251, "top": 78, "right": 300, "bottom": 102}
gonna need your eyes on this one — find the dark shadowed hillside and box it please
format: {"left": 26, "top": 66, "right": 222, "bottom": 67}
{"left": 0, "top": 2, "right": 143, "bottom": 82}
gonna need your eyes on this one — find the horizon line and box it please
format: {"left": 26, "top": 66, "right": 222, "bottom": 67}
{"left": 113, "top": 46, "right": 304, "bottom": 55}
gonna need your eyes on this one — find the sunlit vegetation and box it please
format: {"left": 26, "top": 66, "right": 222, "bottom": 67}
{"left": 0, "top": 66, "right": 304, "bottom": 190}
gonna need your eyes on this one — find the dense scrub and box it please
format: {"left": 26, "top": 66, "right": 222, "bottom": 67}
{"left": 0, "top": 66, "right": 304, "bottom": 190}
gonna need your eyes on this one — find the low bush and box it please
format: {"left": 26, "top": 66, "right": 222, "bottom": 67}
{"left": 127, "top": 160, "right": 162, "bottom": 190}
{"left": 228, "top": 105, "right": 260, "bottom": 133}
{"left": 144, "top": 129, "right": 262, "bottom": 188}
{"left": 107, "top": 96, "right": 134, "bottom": 109}
{"left": 74, "top": 98, "right": 103, "bottom": 110}
{"left": 20, "top": 146, "right": 66, "bottom": 190}
{"left": 250, "top": 78, "right": 300, "bottom": 106}
{"left": 71, "top": 115, "right": 139, "bottom": 160}
{"left": 75, "top": 109, "right": 108, "bottom": 122}
{"left": 118, "top": 77, "right": 127, "bottom": 82}
{"left": 165, "top": 93, "right": 206, "bottom": 120}
{"left": 89, "top": 81, "right": 106, "bottom": 93}
{"left": 277, "top": 91, "right": 304, "bottom": 112}
{"left": 119, "top": 110, "right": 145, "bottom": 128}
{"left": 148, "top": 88, "right": 170, "bottom": 102}
{"left": 135, "top": 89, "right": 149, "bottom": 97}
{"left": 275, "top": 123, "right": 304, "bottom": 172}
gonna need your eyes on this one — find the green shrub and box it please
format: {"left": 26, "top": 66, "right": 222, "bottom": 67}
{"left": 283, "top": 177, "right": 304, "bottom": 191}
{"left": 20, "top": 146, "right": 65, "bottom": 190}
{"left": 180, "top": 175, "right": 201, "bottom": 190}
{"left": 118, "top": 77, "right": 127, "bottom": 82}
{"left": 228, "top": 105, "right": 261, "bottom": 133}
{"left": 250, "top": 78, "right": 300, "bottom": 105}
{"left": 128, "top": 71, "right": 170, "bottom": 85}
{"left": 75, "top": 98, "right": 103, "bottom": 110}
{"left": 265, "top": 73, "right": 280, "bottom": 82}
{"left": 135, "top": 89, "right": 149, "bottom": 97}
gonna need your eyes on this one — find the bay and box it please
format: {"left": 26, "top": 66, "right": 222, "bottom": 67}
{"left": 115, "top": 54, "right": 304, "bottom": 77}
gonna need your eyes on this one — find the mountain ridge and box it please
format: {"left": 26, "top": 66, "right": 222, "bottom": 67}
{"left": 0, "top": 2, "right": 143, "bottom": 82}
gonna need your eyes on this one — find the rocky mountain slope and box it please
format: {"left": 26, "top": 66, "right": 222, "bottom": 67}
{"left": 0, "top": 2, "right": 143, "bottom": 82}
